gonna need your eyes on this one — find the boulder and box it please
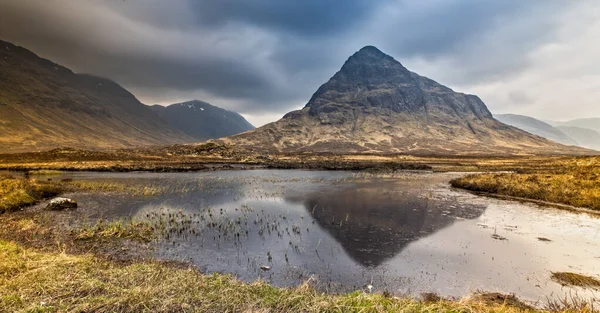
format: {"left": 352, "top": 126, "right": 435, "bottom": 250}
{"left": 46, "top": 197, "right": 77, "bottom": 211}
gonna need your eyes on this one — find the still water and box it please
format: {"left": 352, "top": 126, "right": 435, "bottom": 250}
{"left": 29, "top": 170, "right": 600, "bottom": 303}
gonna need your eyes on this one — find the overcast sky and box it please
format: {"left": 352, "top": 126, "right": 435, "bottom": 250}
{"left": 1, "top": 0, "right": 599, "bottom": 127}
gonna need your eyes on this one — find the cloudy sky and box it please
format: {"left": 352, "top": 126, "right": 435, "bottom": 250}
{"left": 1, "top": 0, "right": 599, "bottom": 126}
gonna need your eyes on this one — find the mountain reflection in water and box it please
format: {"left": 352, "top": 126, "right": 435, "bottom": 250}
{"left": 289, "top": 182, "right": 487, "bottom": 267}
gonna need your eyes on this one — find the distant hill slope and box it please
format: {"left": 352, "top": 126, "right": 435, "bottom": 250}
{"left": 0, "top": 40, "right": 194, "bottom": 153}
{"left": 494, "top": 114, "right": 578, "bottom": 146}
{"left": 223, "top": 46, "right": 590, "bottom": 155}
{"left": 552, "top": 118, "right": 600, "bottom": 133}
{"left": 151, "top": 101, "right": 254, "bottom": 141}
{"left": 555, "top": 126, "right": 600, "bottom": 150}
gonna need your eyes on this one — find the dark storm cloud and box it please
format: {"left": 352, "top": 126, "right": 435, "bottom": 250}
{"left": 186, "top": 0, "right": 376, "bottom": 37}
{"left": 0, "top": 0, "right": 585, "bottom": 121}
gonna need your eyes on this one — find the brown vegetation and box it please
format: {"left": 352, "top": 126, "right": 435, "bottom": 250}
{"left": 451, "top": 157, "right": 600, "bottom": 210}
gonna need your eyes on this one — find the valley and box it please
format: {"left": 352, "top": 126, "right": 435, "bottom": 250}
{"left": 1, "top": 37, "right": 599, "bottom": 313}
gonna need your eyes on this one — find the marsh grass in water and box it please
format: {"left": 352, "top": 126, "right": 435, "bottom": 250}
{"left": 63, "top": 180, "right": 164, "bottom": 196}
{"left": 74, "top": 219, "right": 158, "bottom": 243}
{"left": 27, "top": 169, "right": 64, "bottom": 176}
{"left": 551, "top": 272, "right": 600, "bottom": 290}
{"left": 0, "top": 240, "right": 596, "bottom": 313}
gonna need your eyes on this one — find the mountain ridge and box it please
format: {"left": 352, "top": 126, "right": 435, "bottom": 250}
{"left": 494, "top": 114, "right": 578, "bottom": 146}
{"left": 555, "top": 126, "right": 600, "bottom": 150}
{"left": 0, "top": 39, "right": 194, "bottom": 153}
{"left": 551, "top": 118, "right": 600, "bottom": 133}
{"left": 151, "top": 100, "right": 254, "bottom": 141}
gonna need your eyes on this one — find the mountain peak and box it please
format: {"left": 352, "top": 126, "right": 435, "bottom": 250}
{"left": 305, "top": 46, "right": 411, "bottom": 110}
{"left": 347, "top": 45, "right": 397, "bottom": 65}
{"left": 177, "top": 100, "right": 211, "bottom": 108}
{"left": 357, "top": 45, "right": 384, "bottom": 54}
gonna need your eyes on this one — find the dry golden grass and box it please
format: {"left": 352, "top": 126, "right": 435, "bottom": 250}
{"left": 1, "top": 240, "right": 595, "bottom": 313}
{"left": 451, "top": 156, "right": 600, "bottom": 211}
{"left": 551, "top": 272, "right": 600, "bottom": 289}
{"left": 0, "top": 176, "right": 62, "bottom": 213}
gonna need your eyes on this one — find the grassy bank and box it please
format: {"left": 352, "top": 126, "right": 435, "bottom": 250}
{"left": 0, "top": 175, "right": 62, "bottom": 213}
{"left": 0, "top": 175, "right": 165, "bottom": 214}
{"left": 450, "top": 156, "right": 600, "bottom": 211}
{"left": 451, "top": 172, "right": 600, "bottom": 211}
{"left": 1, "top": 240, "right": 594, "bottom": 313}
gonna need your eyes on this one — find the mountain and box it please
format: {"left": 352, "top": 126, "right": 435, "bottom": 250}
{"left": 494, "top": 114, "right": 578, "bottom": 146}
{"left": 223, "top": 46, "right": 589, "bottom": 155}
{"left": 0, "top": 40, "right": 194, "bottom": 153}
{"left": 555, "top": 126, "right": 600, "bottom": 150}
{"left": 552, "top": 118, "right": 600, "bottom": 133}
{"left": 151, "top": 100, "right": 254, "bottom": 141}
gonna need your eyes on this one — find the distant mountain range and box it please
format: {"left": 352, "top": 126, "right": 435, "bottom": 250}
{"left": 494, "top": 114, "right": 577, "bottom": 146}
{"left": 496, "top": 114, "right": 600, "bottom": 151}
{"left": 555, "top": 126, "right": 600, "bottom": 150}
{"left": 0, "top": 40, "right": 251, "bottom": 153}
{"left": 151, "top": 101, "right": 254, "bottom": 141}
{"left": 551, "top": 118, "right": 600, "bottom": 133}
{"left": 223, "top": 46, "right": 588, "bottom": 155}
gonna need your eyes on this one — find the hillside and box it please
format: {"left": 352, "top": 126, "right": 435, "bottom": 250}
{"left": 222, "top": 46, "right": 589, "bottom": 155}
{"left": 553, "top": 118, "right": 600, "bottom": 133}
{"left": 151, "top": 101, "right": 254, "bottom": 141}
{"left": 494, "top": 114, "right": 577, "bottom": 146}
{"left": 0, "top": 40, "right": 194, "bottom": 153}
{"left": 555, "top": 126, "right": 600, "bottom": 150}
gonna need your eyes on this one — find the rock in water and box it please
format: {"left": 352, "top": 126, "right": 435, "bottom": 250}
{"left": 46, "top": 197, "right": 78, "bottom": 211}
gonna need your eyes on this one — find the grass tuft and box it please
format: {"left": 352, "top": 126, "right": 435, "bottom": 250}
{"left": 551, "top": 272, "right": 600, "bottom": 289}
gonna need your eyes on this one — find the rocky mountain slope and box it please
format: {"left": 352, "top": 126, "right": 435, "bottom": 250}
{"left": 0, "top": 40, "right": 194, "bottom": 153}
{"left": 494, "top": 114, "right": 577, "bottom": 146}
{"left": 555, "top": 126, "right": 600, "bottom": 150}
{"left": 151, "top": 101, "right": 254, "bottom": 141}
{"left": 223, "top": 46, "right": 589, "bottom": 155}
